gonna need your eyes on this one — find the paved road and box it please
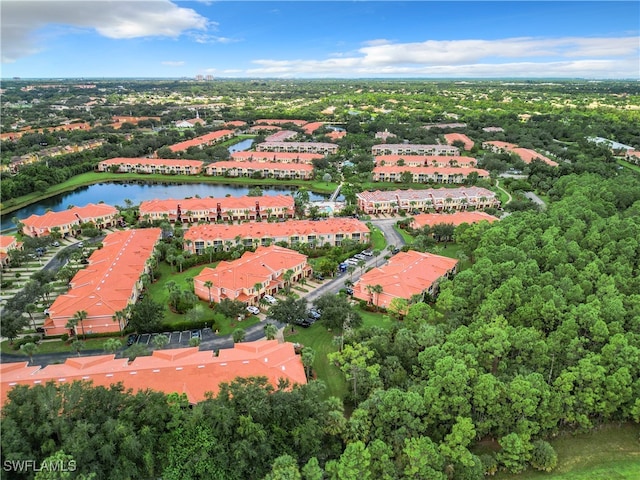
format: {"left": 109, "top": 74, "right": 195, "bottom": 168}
{"left": 524, "top": 191, "right": 546, "bottom": 210}
{"left": 2, "top": 219, "right": 406, "bottom": 367}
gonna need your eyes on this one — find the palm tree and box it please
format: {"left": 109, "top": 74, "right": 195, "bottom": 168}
{"left": 65, "top": 317, "right": 78, "bottom": 338}
{"left": 301, "top": 347, "right": 316, "bottom": 380}
{"left": 25, "top": 303, "right": 38, "bottom": 331}
{"left": 21, "top": 342, "right": 38, "bottom": 365}
{"left": 372, "top": 249, "right": 381, "bottom": 267}
{"left": 371, "top": 284, "right": 384, "bottom": 308}
{"left": 112, "top": 309, "right": 127, "bottom": 333}
{"left": 264, "top": 323, "right": 278, "bottom": 340}
{"left": 204, "top": 280, "right": 214, "bottom": 305}
{"left": 152, "top": 334, "right": 169, "bottom": 350}
{"left": 103, "top": 338, "right": 122, "bottom": 354}
{"left": 72, "top": 310, "right": 88, "bottom": 339}
{"left": 282, "top": 269, "right": 294, "bottom": 294}
{"left": 357, "top": 259, "right": 366, "bottom": 275}
{"left": 347, "top": 265, "right": 356, "bottom": 279}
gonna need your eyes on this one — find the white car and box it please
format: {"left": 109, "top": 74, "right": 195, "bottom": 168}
{"left": 246, "top": 306, "right": 260, "bottom": 315}
{"left": 263, "top": 295, "right": 278, "bottom": 305}
{"left": 344, "top": 259, "right": 358, "bottom": 265}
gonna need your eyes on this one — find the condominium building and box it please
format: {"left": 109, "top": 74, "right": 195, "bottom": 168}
{"left": 356, "top": 187, "right": 499, "bottom": 214}
{"left": 194, "top": 245, "right": 312, "bottom": 306}
{"left": 375, "top": 155, "right": 477, "bottom": 167}
{"left": 444, "top": 133, "right": 474, "bottom": 151}
{"left": 97, "top": 157, "right": 204, "bottom": 175}
{"left": 231, "top": 151, "right": 323, "bottom": 164}
{"left": 1, "top": 340, "right": 306, "bottom": 406}
{"left": 352, "top": 250, "right": 458, "bottom": 308}
{"left": 411, "top": 211, "right": 499, "bottom": 229}
{"left": 372, "top": 144, "right": 460, "bottom": 156}
{"left": 371, "top": 166, "right": 489, "bottom": 183}
{"left": 0, "top": 236, "right": 22, "bottom": 268}
{"left": 184, "top": 218, "right": 370, "bottom": 254}
{"left": 139, "top": 195, "right": 295, "bottom": 223}
{"left": 205, "top": 161, "right": 313, "bottom": 180}
{"left": 168, "top": 129, "right": 235, "bottom": 153}
{"left": 256, "top": 142, "right": 338, "bottom": 155}
{"left": 43, "top": 228, "right": 162, "bottom": 336}
{"left": 482, "top": 141, "right": 558, "bottom": 167}
{"left": 21, "top": 203, "right": 119, "bottom": 238}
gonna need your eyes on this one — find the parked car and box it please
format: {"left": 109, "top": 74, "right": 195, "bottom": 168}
{"left": 263, "top": 295, "right": 277, "bottom": 305}
{"left": 346, "top": 287, "right": 354, "bottom": 295}
{"left": 52, "top": 242, "right": 60, "bottom": 247}
{"left": 246, "top": 305, "right": 260, "bottom": 315}
{"left": 191, "top": 330, "right": 201, "bottom": 339}
{"left": 313, "top": 273, "right": 324, "bottom": 281}
{"left": 308, "top": 309, "right": 321, "bottom": 319}
{"left": 344, "top": 259, "right": 358, "bottom": 265}
{"left": 362, "top": 250, "right": 373, "bottom": 256}
{"left": 354, "top": 254, "right": 366, "bottom": 260}
{"left": 77, "top": 242, "right": 84, "bottom": 248}
{"left": 127, "top": 334, "right": 138, "bottom": 346}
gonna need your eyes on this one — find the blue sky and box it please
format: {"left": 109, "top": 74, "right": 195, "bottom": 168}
{"left": 2, "top": 1, "right": 638, "bottom": 79}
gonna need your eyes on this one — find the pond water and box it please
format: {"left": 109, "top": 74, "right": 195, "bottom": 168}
{"left": 1, "top": 181, "right": 330, "bottom": 232}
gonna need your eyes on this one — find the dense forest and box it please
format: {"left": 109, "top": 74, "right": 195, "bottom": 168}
{"left": 3, "top": 172, "right": 639, "bottom": 479}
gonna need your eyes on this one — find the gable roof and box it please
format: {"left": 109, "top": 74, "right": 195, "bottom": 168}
{"left": 0, "top": 340, "right": 306, "bottom": 407}
{"left": 352, "top": 250, "right": 458, "bottom": 307}
{"left": 22, "top": 204, "right": 118, "bottom": 233}
{"left": 411, "top": 211, "right": 499, "bottom": 229}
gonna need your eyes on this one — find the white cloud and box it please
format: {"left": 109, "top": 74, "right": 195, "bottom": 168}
{"left": 161, "top": 61, "right": 185, "bottom": 67}
{"left": 246, "top": 36, "right": 639, "bottom": 78}
{"left": 1, "top": 0, "right": 209, "bottom": 63}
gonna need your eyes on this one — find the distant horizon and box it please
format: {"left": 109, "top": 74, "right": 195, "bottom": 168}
{"left": 2, "top": 1, "right": 638, "bottom": 80}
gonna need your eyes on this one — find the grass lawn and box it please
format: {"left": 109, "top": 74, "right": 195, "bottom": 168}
{"left": 285, "top": 323, "right": 347, "bottom": 400}
{"left": 617, "top": 158, "right": 640, "bottom": 175}
{"left": 356, "top": 306, "right": 396, "bottom": 330}
{"left": 394, "top": 225, "right": 415, "bottom": 245}
{"left": 369, "top": 226, "right": 387, "bottom": 251}
{"left": 492, "top": 423, "right": 640, "bottom": 480}
{"left": 1, "top": 335, "right": 125, "bottom": 356}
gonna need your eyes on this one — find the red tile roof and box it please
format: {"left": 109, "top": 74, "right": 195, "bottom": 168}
{"left": 231, "top": 151, "right": 323, "bottom": 163}
{"left": 255, "top": 119, "right": 307, "bottom": 126}
{"left": 168, "top": 129, "right": 234, "bottom": 152}
{"left": 139, "top": 195, "right": 295, "bottom": 218}
{"left": 265, "top": 130, "right": 298, "bottom": 142}
{"left": 99, "top": 157, "right": 204, "bottom": 169}
{"left": 0, "top": 340, "right": 306, "bottom": 407}
{"left": 352, "top": 250, "right": 458, "bottom": 308}
{"left": 194, "top": 245, "right": 309, "bottom": 302}
{"left": 302, "top": 122, "right": 325, "bottom": 134}
{"left": 44, "top": 229, "right": 161, "bottom": 335}
{"left": 22, "top": 204, "right": 118, "bottom": 236}
{"left": 444, "top": 133, "right": 475, "bottom": 150}
{"left": 206, "top": 161, "right": 313, "bottom": 173}
{"left": 185, "top": 218, "right": 369, "bottom": 244}
{"left": 373, "top": 165, "right": 489, "bottom": 177}
{"left": 411, "top": 211, "right": 499, "bottom": 229}
{"left": 375, "top": 155, "right": 478, "bottom": 167}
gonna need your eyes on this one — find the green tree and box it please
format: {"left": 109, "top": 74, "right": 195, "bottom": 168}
{"left": 72, "top": 310, "right": 88, "bottom": 339}
{"left": 71, "top": 339, "right": 84, "bottom": 356}
{"left": 530, "top": 440, "right": 558, "bottom": 472}
{"left": 103, "top": 338, "right": 122, "bottom": 354}
{"left": 20, "top": 342, "right": 39, "bottom": 365}
{"left": 268, "top": 296, "right": 308, "bottom": 332}
{"left": 204, "top": 280, "right": 214, "bottom": 304}
{"left": 301, "top": 346, "right": 316, "bottom": 380}
{"left": 152, "top": 333, "right": 170, "bottom": 350}
{"left": 264, "top": 323, "right": 278, "bottom": 340}
{"left": 232, "top": 328, "right": 246, "bottom": 343}
{"left": 263, "top": 454, "right": 302, "bottom": 480}
{"left": 128, "top": 297, "right": 165, "bottom": 333}
{"left": 325, "top": 441, "right": 371, "bottom": 480}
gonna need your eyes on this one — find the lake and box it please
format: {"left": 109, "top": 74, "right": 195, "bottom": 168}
{"left": 1, "top": 181, "right": 330, "bottom": 232}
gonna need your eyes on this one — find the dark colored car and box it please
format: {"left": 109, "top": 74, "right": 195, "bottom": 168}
{"left": 346, "top": 287, "right": 354, "bottom": 295}
{"left": 127, "top": 334, "right": 138, "bottom": 346}
{"left": 308, "top": 309, "right": 321, "bottom": 319}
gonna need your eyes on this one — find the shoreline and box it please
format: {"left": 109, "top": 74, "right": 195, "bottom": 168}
{"left": 0, "top": 172, "right": 338, "bottom": 217}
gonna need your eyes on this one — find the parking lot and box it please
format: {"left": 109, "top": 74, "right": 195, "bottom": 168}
{"left": 131, "top": 328, "right": 214, "bottom": 347}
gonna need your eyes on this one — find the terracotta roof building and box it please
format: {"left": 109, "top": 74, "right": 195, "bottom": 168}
{"left": 255, "top": 119, "right": 308, "bottom": 127}
{"left": 625, "top": 150, "right": 640, "bottom": 165}
{"left": 0, "top": 340, "right": 306, "bottom": 407}
{"left": 411, "top": 211, "right": 499, "bottom": 229}
{"left": 265, "top": 130, "right": 298, "bottom": 142}
{"left": 231, "top": 151, "right": 323, "bottom": 164}
{"left": 139, "top": 195, "right": 295, "bottom": 223}
{"left": 352, "top": 250, "right": 458, "bottom": 308}
{"left": 43, "top": 228, "right": 162, "bottom": 336}
{"left": 194, "top": 245, "right": 311, "bottom": 305}
{"left": 371, "top": 166, "right": 489, "bottom": 183}
{"left": 302, "top": 122, "right": 325, "bottom": 135}
{"left": 97, "top": 157, "right": 204, "bottom": 175}
{"left": 0, "top": 236, "right": 22, "bottom": 268}
{"left": 356, "top": 187, "right": 499, "bottom": 214}
{"left": 372, "top": 144, "right": 460, "bottom": 156}
{"left": 482, "top": 141, "right": 558, "bottom": 167}
{"left": 21, "top": 203, "right": 119, "bottom": 238}
{"left": 184, "top": 218, "right": 370, "bottom": 254}
{"left": 444, "top": 133, "right": 475, "bottom": 151}
{"left": 375, "top": 155, "right": 477, "bottom": 167}
{"left": 168, "top": 129, "right": 235, "bottom": 153}
{"left": 205, "top": 161, "right": 313, "bottom": 180}
{"left": 374, "top": 129, "right": 397, "bottom": 141}
{"left": 256, "top": 142, "right": 338, "bottom": 155}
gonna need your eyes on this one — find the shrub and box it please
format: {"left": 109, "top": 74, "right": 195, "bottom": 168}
{"left": 530, "top": 440, "right": 557, "bottom": 472}
{"left": 60, "top": 334, "right": 69, "bottom": 342}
